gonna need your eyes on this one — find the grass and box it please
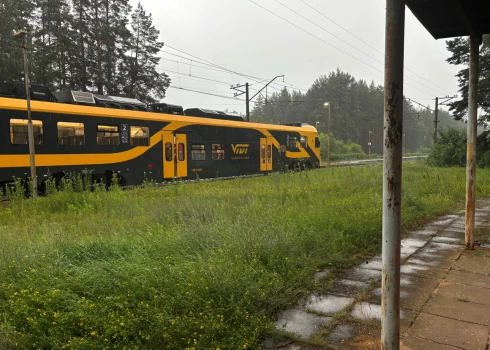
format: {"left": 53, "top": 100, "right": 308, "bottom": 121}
{"left": 1, "top": 163, "right": 490, "bottom": 349}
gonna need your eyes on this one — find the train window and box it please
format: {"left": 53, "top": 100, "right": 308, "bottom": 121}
{"left": 261, "top": 144, "right": 266, "bottom": 158}
{"left": 191, "top": 144, "right": 206, "bottom": 161}
{"left": 178, "top": 143, "right": 185, "bottom": 161}
{"left": 300, "top": 136, "right": 308, "bottom": 148}
{"left": 267, "top": 144, "right": 272, "bottom": 159}
{"left": 315, "top": 137, "right": 320, "bottom": 148}
{"left": 212, "top": 144, "right": 225, "bottom": 160}
{"left": 165, "top": 142, "right": 173, "bottom": 161}
{"left": 97, "top": 125, "right": 120, "bottom": 145}
{"left": 57, "top": 122, "right": 85, "bottom": 145}
{"left": 10, "top": 119, "right": 43, "bottom": 145}
{"left": 289, "top": 137, "right": 298, "bottom": 148}
{"left": 130, "top": 126, "right": 149, "bottom": 146}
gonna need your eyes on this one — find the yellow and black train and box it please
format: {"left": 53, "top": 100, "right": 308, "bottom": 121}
{"left": 0, "top": 83, "right": 321, "bottom": 193}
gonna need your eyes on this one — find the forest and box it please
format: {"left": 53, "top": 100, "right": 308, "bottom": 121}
{"left": 250, "top": 69, "right": 466, "bottom": 155}
{"left": 0, "top": 0, "right": 169, "bottom": 103}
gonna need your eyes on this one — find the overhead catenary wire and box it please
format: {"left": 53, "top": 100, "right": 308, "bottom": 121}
{"left": 298, "top": 0, "right": 453, "bottom": 95}
{"left": 273, "top": 0, "right": 446, "bottom": 96}
{"left": 247, "top": 0, "right": 437, "bottom": 97}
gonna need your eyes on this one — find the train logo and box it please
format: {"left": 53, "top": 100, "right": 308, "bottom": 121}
{"left": 231, "top": 144, "right": 249, "bottom": 155}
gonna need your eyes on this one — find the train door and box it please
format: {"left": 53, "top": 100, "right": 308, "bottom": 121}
{"left": 260, "top": 137, "right": 273, "bottom": 172}
{"left": 163, "top": 131, "right": 188, "bottom": 179}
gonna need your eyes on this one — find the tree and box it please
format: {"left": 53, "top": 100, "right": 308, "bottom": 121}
{"left": 445, "top": 35, "right": 490, "bottom": 123}
{"left": 120, "top": 2, "right": 170, "bottom": 103}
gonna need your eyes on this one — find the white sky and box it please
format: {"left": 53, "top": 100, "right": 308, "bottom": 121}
{"left": 130, "top": 0, "right": 461, "bottom": 114}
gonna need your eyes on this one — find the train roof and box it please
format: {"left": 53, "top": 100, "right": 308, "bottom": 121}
{"left": 0, "top": 96, "right": 317, "bottom": 133}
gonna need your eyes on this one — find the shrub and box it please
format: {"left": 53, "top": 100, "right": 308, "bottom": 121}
{"left": 427, "top": 128, "right": 467, "bottom": 167}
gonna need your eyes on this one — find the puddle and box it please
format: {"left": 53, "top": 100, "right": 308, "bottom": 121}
{"left": 359, "top": 258, "right": 383, "bottom": 270}
{"left": 328, "top": 323, "right": 357, "bottom": 346}
{"left": 348, "top": 268, "right": 381, "bottom": 282}
{"left": 275, "top": 309, "right": 332, "bottom": 339}
{"left": 400, "top": 264, "right": 429, "bottom": 274}
{"left": 313, "top": 270, "right": 329, "bottom": 281}
{"left": 431, "top": 218, "right": 457, "bottom": 227}
{"left": 306, "top": 295, "right": 354, "bottom": 315}
{"left": 409, "top": 228, "right": 438, "bottom": 236}
{"left": 432, "top": 236, "right": 461, "bottom": 244}
{"left": 351, "top": 302, "right": 381, "bottom": 320}
{"left": 401, "top": 238, "right": 427, "bottom": 248}
{"left": 401, "top": 246, "right": 419, "bottom": 259}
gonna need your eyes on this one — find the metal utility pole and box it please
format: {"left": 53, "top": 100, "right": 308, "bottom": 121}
{"left": 381, "top": 0, "right": 404, "bottom": 348}
{"left": 434, "top": 97, "right": 439, "bottom": 143}
{"left": 324, "top": 102, "right": 331, "bottom": 166}
{"left": 465, "top": 35, "right": 481, "bottom": 251}
{"left": 231, "top": 75, "right": 284, "bottom": 122}
{"left": 368, "top": 131, "right": 372, "bottom": 155}
{"left": 14, "top": 29, "right": 37, "bottom": 198}
{"left": 433, "top": 95, "right": 456, "bottom": 143}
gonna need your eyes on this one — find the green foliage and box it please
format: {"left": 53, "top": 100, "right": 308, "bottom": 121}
{"left": 0, "top": 164, "right": 487, "bottom": 349}
{"left": 445, "top": 35, "right": 490, "bottom": 123}
{"left": 318, "top": 132, "right": 365, "bottom": 160}
{"left": 427, "top": 128, "right": 467, "bottom": 167}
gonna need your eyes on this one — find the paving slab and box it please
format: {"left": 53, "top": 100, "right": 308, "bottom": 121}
{"left": 351, "top": 302, "right": 381, "bottom": 320}
{"left": 423, "top": 294, "right": 490, "bottom": 326}
{"left": 432, "top": 218, "right": 458, "bottom": 227}
{"left": 275, "top": 309, "right": 332, "bottom": 339}
{"left": 431, "top": 236, "right": 462, "bottom": 244}
{"left": 345, "top": 267, "right": 381, "bottom": 283}
{"left": 406, "top": 312, "right": 488, "bottom": 350}
{"left": 326, "top": 279, "right": 370, "bottom": 297}
{"left": 460, "top": 246, "right": 490, "bottom": 258}
{"left": 401, "top": 335, "right": 462, "bottom": 350}
{"left": 438, "top": 229, "right": 465, "bottom": 238}
{"left": 400, "top": 276, "right": 440, "bottom": 311}
{"left": 409, "top": 227, "right": 439, "bottom": 236}
{"left": 453, "top": 254, "right": 490, "bottom": 275}
{"left": 445, "top": 269, "right": 490, "bottom": 289}
{"left": 327, "top": 323, "right": 359, "bottom": 348}
{"left": 306, "top": 295, "right": 354, "bottom": 316}
{"left": 435, "top": 282, "right": 490, "bottom": 306}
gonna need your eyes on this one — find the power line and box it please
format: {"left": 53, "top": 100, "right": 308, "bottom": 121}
{"left": 272, "top": 0, "right": 445, "bottom": 96}
{"left": 248, "top": 0, "right": 440, "bottom": 97}
{"left": 168, "top": 86, "right": 247, "bottom": 101}
{"left": 298, "top": 0, "right": 453, "bottom": 96}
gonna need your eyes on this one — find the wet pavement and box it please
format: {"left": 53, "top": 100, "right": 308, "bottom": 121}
{"left": 268, "top": 202, "right": 490, "bottom": 349}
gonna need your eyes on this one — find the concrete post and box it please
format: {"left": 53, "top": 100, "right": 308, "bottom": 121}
{"left": 381, "top": 0, "right": 405, "bottom": 348}
{"left": 465, "top": 35, "right": 480, "bottom": 250}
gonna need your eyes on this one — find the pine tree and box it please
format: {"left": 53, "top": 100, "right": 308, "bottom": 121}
{"left": 120, "top": 2, "right": 169, "bottom": 103}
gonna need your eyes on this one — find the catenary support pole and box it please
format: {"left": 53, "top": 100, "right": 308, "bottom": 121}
{"left": 245, "top": 82, "right": 250, "bottom": 122}
{"left": 434, "top": 97, "right": 439, "bottom": 143}
{"left": 22, "top": 34, "right": 37, "bottom": 199}
{"left": 465, "top": 35, "right": 481, "bottom": 250}
{"left": 381, "top": 0, "right": 405, "bottom": 349}
{"left": 327, "top": 104, "right": 331, "bottom": 166}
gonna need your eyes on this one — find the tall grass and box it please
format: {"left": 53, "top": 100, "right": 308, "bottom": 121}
{"left": 0, "top": 164, "right": 488, "bottom": 349}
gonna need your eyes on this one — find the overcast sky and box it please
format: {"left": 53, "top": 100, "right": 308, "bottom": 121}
{"left": 130, "top": 0, "right": 461, "bottom": 114}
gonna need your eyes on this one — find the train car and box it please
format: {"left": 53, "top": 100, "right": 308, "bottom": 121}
{"left": 0, "top": 83, "right": 321, "bottom": 193}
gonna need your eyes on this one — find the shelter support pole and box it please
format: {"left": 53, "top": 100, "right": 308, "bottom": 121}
{"left": 381, "top": 0, "right": 404, "bottom": 349}
{"left": 465, "top": 35, "right": 481, "bottom": 250}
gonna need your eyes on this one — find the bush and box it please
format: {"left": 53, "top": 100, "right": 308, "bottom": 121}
{"left": 427, "top": 128, "right": 467, "bottom": 167}
{"left": 319, "top": 133, "right": 365, "bottom": 160}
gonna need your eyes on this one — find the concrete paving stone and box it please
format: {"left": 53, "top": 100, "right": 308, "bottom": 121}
{"left": 405, "top": 255, "right": 456, "bottom": 270}
{"left": 401, "top": 276, "right": 440, "bottom": 311}
{"left": 327, "top": 323, "right": 359, "bottom": 348}
{"left": 326, "top": 279, "right": 370, "bottom": 297}
{"left": 438, "top": 229, "right": 465, "bottom": 238}
{"left": 401, "top": 245, "right": 419, "bottom": 259}
{"left": 423, "top": 294, "right": 490, "bottom": 326}
{"left": 415, "top": 245, "right": 463, "bottom": 261}
{"left": 400, "top": 263, "right": 431, "bottom": 275}
{"left": 409, "top": 227, "right": 439, "bottom": 236}
{"left": 402, "top": 238, "right": 429, "bottom": 248}
{"left": 407, "top": 312, "right": 488, "bottom": 350}
{"left": 306, "top": 295, "right": 354, "bottom": 315}
{"left": 431, "top": 218, "right": 458, "bottom": 227}
{"left": 275, "top": 309, "right": 332, "bottom": 339}
{"left": 401, "top": 335, "right": 462, "bottom": 350}
{"left": 453, "top": 254, "right": 490, "bottom": 275}
{"left": 445, "top": 269, "right": 490, "bottom": 289}
{"left": 347, "top": 267, "right": 381, "bottom": 283}
{"left": 351, "top": 302, "right": 381, "bottom": 320}
{"left": 429, "top": 242, "right": 462, "bottom": 251}
{"left": 461, "top": 246, "right": 490, "bottom": 258}
{"left": 359, "top": 257, "right": 383, "bottom": 271}
{"left": 400, "top": 308, "right": 418, "bottom": 334}
{"left": 432, "top": 236, "right": 462, "bottom": 244}
{"left": 435, "top": 282, "right": 490, "bottom": 306}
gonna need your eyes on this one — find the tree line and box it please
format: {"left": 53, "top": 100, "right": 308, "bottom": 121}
{"left": 250, "top": 69, "right": 465, "bottom": 154}
{"left": 0, "top": 0, "right": 169, "bottom": 102}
